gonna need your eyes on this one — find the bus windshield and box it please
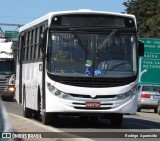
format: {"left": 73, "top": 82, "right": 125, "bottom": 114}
{"left": 47, "top": 29, "right": 137, "bottom": 78}
{"left": 0, "top": 60, "right": 14, "bottom": 75}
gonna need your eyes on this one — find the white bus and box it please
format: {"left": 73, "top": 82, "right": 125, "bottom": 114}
{"left": 16, "top": 10, "right": 144, "bottom": 127}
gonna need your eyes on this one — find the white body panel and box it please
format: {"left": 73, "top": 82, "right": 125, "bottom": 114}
{"left": 24, "top": 62, "right": 42, "bottom": 110}
{"left": 45, "top": 75, "right": 138, "bottom": 114}
{"left": 16, "top": 62, "right": 42, "bottom": 108}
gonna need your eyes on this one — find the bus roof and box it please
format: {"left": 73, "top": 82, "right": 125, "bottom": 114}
{"left": 19, "top": 10, "right": 136, "bottom": 32}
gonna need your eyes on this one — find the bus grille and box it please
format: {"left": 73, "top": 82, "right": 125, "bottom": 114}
{"left": 70, "top": 94, "right": 115, "bottom": 110}
{"left": 70, "top": 94, "right": 116, "bottom": 99}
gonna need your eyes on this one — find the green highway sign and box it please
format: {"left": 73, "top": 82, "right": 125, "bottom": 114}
{"left": 138, "top": 38, "right": 160, "bottom": 85}
{"left": 5, "top": 31, "right": 19, "bottom": 39}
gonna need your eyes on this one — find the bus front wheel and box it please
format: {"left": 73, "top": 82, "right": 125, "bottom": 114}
{"left": 42, "top": 112, "right": 51, "bottom": 125}
{"left": 110, "top": 114, "right": 123, "bottom": 127}
{"left": 42, "top": 112, "right": 58, "bottom": 125}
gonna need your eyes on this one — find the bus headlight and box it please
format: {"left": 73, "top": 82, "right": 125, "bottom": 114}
{"left": 48, "top": 86, "right": 55, "bottom": 93}
{"left": 116, "top": 85, "right": 137, "bottom": 100}
{"left": 47, "top": 82, "right": 73, "bottom": 100}
{"left": 62, "top": 93, "right": 69, "bottom": 99}
{"left": 55, "top": 90, "right": 61, "bottom": 96}
{"left": 61, "top": 93, "right": 73, "bottom": 100}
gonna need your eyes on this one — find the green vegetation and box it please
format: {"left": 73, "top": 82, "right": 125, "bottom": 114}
{"left": 123, "top": 0, "right": 160, "bottom": 38}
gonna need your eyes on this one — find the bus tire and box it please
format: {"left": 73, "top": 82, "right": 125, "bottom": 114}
{"left": 42, "top": 112, "right": 58, "bottom": 125}
{"left": 42, "top": 112, "right": 52, "bottom": 125}
{"left": 23, "top": 87, "right": 32, "bottom": 118}
{"left": 110, "top": 114, "right": 123, "bottom": 127}
{"left": 34, "top": 110, "right": 40, "bottom": 120}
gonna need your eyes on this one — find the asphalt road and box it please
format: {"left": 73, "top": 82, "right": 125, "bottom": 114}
{"left": 2, "top": 100, "right": 160, "bottom": 141}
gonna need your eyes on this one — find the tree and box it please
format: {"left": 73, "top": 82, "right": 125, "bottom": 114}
{"left": 123, "top": 0, "right": 160, "bottom": 38}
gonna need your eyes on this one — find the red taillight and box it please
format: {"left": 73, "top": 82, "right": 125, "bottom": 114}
{"left": 141, "top": 93, "right": 150, "bottom": 98}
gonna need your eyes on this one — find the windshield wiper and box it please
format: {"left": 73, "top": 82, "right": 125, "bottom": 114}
{"left": 69, "top": 28, "right": 89, "bottom": 55}
{"left": 97, "top": 29, "right": 117, "bottom": 51}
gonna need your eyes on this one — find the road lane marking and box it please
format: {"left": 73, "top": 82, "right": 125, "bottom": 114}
{"left": 8, "top": 113, "right": 94, "bottom": 141}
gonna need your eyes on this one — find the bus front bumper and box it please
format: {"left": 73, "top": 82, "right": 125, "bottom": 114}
{"left": 46, "top": 94, "right": 138, "bottom": 115}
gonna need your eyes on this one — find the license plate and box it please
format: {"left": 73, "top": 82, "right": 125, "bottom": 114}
{"left": 153, "top": 95, "right": 160, "bottom": 99}
{"left": 86, "top": 102, "right": 101, "bottom": 108}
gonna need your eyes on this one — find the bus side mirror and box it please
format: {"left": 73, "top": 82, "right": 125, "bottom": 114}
{"left": 138, "top": 41, "right": 144, "bottom": 56}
